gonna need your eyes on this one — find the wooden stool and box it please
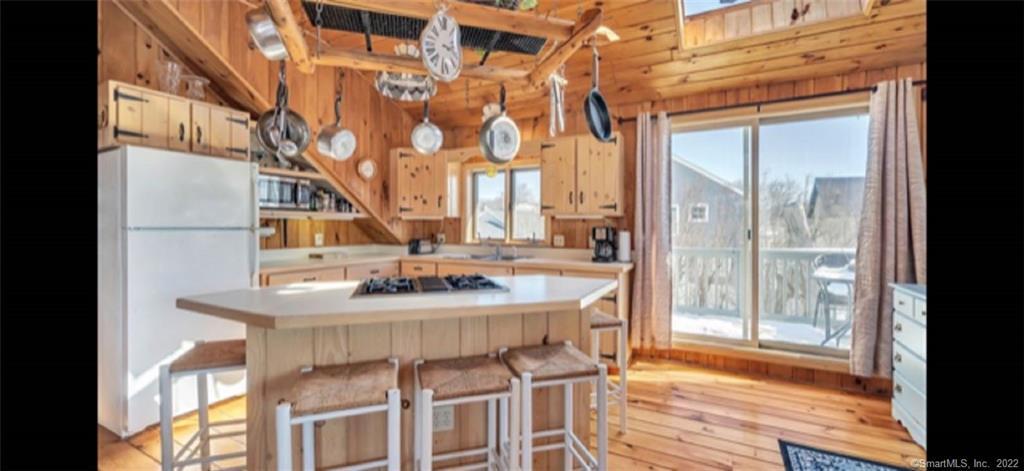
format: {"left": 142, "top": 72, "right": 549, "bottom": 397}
{"left": 275, "top": 358, "right": 401, "bottom": 471}
{"left": 589, "top": 310, "right": 628, "bottom": 433}
{"left": 500, "top": 342, "right": 608, "bottom": 471}
{"left": 414, "top": 354, "right": 521, "bottom": 471}
{"left": 159, "top": 339, "right": 247, "bottom": 471}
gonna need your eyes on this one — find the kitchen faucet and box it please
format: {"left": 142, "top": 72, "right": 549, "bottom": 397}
{"left": 478, "top": 233, "right": 503, "bottom": 259}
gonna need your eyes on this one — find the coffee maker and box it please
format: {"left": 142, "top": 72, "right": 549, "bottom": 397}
{"left": 591, "top": 226, "right": 617, "bottom": 262}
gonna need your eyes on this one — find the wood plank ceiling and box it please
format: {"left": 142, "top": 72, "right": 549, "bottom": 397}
{"left": 297, "top": 0, "right": 925, "bottom": 127}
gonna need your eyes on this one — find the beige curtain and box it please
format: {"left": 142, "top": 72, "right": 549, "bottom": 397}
{"left": 851, "top": 79, "right": 927, "bottom": 377}
{"left": 630, "top": 111, "right": 673, "bottom": 354}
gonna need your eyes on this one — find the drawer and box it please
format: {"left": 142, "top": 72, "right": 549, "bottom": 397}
{"left": 914, "top": 299, "right": 927, "bottom": 325}
{"left": 562, "top": 269, "right": 617, "bottom": 280}
{"left": 266, "top": 267, "right": 346, "bottom": 286}
{"left": 438, "top": 263, "right": 513, "bottom": 277}
{"left": 401, "top": 261, "right": 437, "bottom": 277}
{"left": 892, "top": 290, "right": 914, "bottom": 316}
{"left": 893, "top": 372, "right": 926, "bottom": 427}
{"left": 893, "top": 342, "right": 926, "bottom": 394}
{"left": 893, "top": 313, "right": 926, "bottom": 359}
{"left": 347, "top": 262, "right": 399, "bottom": 280}
{"left": 514, "top": 267, "right": 561, "bottom": 276}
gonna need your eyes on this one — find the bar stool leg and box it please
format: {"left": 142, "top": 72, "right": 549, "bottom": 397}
{"left": 509, "top": 378, "right": 521, "bottom": 471}
{"left": 276, "top": 402, "right": 293, "bottom": 471}
{"left": 420, "top": 389, "right": 434, "bottom": 471}
{"left": 414, "top": 362, "right": 423, "bottom": 470}
{"left": 563, "top": 382, "right": 574, "bottom": 471}
{"left": 617, "top": 325, "right": 628, "bottom": 434}
{"left": 197, "top": 372, "right": 211, "bottom": 471}
{"left": 521, "top": 373, "right": 533, "bottom": 471}
{"left": 159, "top": 365, "right": 173, "bottom": 471}
{"left": 596, "top": 365, "right": 608, "bottom": 471}
{"left": 301, "top": 421, "right": 314, "bottom": 471}
{"left": 387, "top": 388, "right": 401, "bottom": 471}
{"left": 487, "top": 399, "right": 497, "bottom": 468}
{"left": 499, "top": 395, "right": 509, "bottom": 461}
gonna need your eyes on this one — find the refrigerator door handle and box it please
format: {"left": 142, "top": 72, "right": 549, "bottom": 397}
{"left": 250, "top": 164, "right": 260, "bottom": 287}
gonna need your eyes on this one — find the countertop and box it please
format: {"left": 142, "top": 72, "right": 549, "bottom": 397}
{"left": 177, "top": 275, "right": 618, "bottom": 329}
{"left": 258, "top": 253, "right": 633, "bottom": 276}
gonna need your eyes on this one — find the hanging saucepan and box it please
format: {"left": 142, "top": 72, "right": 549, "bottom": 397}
{"left": 245, "top": 7, "right": 288, "bottom": 61}
{"left": 584, "top": 44, "right": 613, "bottom": 142}
{"left": 479, "top": 84, "right": 521, "bottom": 164}
{"left": 411, "top": 100, "right": 443, "bottom": 155}
{"left": 317, "top": 94, "right": 357, "bottom": 161}
{"left": 257, "top": 63, "right": 311, "bottom": 162}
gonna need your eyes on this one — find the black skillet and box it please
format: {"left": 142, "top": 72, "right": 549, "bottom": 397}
{"left": 584, "top": 44, "right": 613, "bottom": 142}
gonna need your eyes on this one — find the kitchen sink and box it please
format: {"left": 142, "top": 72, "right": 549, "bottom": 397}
{"left": 469, "top": 254, "right": 533, "bottom": 261}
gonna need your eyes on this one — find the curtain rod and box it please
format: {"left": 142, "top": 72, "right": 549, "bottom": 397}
{"left": 617, "top": 79, "right": 927, "bottom": 124}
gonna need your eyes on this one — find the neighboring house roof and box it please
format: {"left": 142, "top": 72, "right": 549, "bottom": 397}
{"left": 671, "top": 154, "right": 743, "bottom": 196}
{"left": 806, "top": 176, "right": 865, "bottom": 218}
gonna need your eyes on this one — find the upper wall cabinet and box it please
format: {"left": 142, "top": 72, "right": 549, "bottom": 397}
{"left": 541, "top": 133, "right": 623, "bottom": 217}
{"left": 99, "top": 80, "right": 250, "bottom": 161}
{"left": 390, "top": 148, "right": 447, "bottom": 220}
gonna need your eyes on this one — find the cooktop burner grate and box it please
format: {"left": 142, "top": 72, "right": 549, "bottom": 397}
{"left": 300, "top": 1, "right": 548, "bottom": 56}
{"left": 351, "top": 274, "right": 508, "bottom": 297}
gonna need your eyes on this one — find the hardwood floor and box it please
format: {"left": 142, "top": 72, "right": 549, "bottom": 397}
{"left": 98, "top": 360, "right": 924, "bottom": 470}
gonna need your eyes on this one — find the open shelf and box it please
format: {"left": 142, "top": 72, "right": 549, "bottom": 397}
{"left": 259, "top": 210, "right": 366, "bottom": 221}
{"left": 258, "top": 166, "right": 327, "bottom": 181}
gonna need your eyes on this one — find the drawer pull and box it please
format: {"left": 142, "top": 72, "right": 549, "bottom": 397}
{"left": 226, "top": 116, "right": 249, "bottom": 125}
{"left": 369, "top": 269, "right": 380, "bottom": 274}
{"left": 196, "top": 125, "right": 203, "bottom": 144}
{"left": 413, "top": 266, "right": 423, "bottom": 271}
{"left": 302, "top": 277, "right": 316, "bottom": 282}
{"left": 894, "top": 384, "right": 902, "bottom": 394}
{"left": 178, "top": 123, "right": 186, "bottom": 141}
{"left": 921, "top": 309, "right": 926, "bottom": 317}
{"left": 227, "top": 147, "right": 249, "bottom": 155}
{"left": 894, "top": 323, "right": 902, "bottom": 332}
{"left": 894, "top": 353, "right": 902, "bottom": 363}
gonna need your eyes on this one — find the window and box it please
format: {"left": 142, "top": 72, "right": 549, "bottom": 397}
{"left": 688, "top": 203, "right": 709, "bottom": 223}
{"left": 470, "top": 167, "right": 545, "bottom": 242}
{"left": 671, "top": 103, "right": 869, "bottom": 356}
{"left": 683, "top": 0, "right": 749, "bottom": 17}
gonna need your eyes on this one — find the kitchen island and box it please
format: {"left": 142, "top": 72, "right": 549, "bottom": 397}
{"left": 177, "top": 275, "right": 617, "bottom": 470}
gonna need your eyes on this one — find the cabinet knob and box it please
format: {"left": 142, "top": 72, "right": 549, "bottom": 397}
{"left": 579, "top": 191, "right": 584, "bottom": 204}
{"left": 302, "top": 277, "right": 316, "bottom": 282}
{"left": 370, "top": 269, "right": 380, "bottom": 275}
{"left": 894, "top": 323, "right": 902, "bottom": 332}
{"left": 894, "top": 384, "right": 902, "bottom": 394}
{"left": 894, "top": 353, "right": 902, "bottom": 363}
{"left": 569, "top": 191, "right": 573, "bottom": 205}
{"left": 921, "top": 309, "right": 926, "bottom": 317}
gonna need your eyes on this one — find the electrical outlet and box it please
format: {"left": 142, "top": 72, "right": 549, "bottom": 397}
{"left": 553, "top": 234, "right": 565, "bottom": 247}
{"left": 436, "top": 233, "right": 446, "bottom": 245}
{"left": 314, "top": 233, "right": 324, "bottom": 246}
{"left": 433, "top": 405, "right": 454, "bottom": 431}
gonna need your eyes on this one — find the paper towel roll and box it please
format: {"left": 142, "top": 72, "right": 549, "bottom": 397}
{"left": 617, "top": 230, "right": 631, "bottom": 262}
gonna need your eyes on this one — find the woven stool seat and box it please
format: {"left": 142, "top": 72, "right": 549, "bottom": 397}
{"left": 418, "top": 355, "right": 514, "bottom": 401}
{"left": 590, "top": 310, "right": 624, "bottom": 329}
{"left": 170, "top": 340, "right": 246, "bottom": 373}
{"left": 288, "top": 359, "right": 398, "bottom": 417}
{"left": 503, "top": 343, "right": 598, "bottom": 382}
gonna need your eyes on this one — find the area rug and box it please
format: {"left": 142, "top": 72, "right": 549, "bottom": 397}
{"left": 779, "top": 440, "right": 913, "bottom": 471}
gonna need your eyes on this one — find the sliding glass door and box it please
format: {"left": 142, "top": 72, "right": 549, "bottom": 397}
{"left": 670, "top": 124, "right": 751, "bottom": 342}
{"left": 670, "top": 106, "right": 870, "bottom": 355}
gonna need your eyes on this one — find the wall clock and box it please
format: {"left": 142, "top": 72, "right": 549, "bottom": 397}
{"left": 420, "top": 6, "right": 462, "bottom": 82}
{"left": 357, "top": 158, "right": 377, "bottom": 181}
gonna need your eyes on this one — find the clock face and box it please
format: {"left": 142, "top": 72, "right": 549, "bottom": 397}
{"left": 421, "top": 11, "right": 462, "bottom": 82}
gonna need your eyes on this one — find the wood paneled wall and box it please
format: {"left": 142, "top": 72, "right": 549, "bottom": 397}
{"left": 440, "top": 61, "right": 926, "bottom": 249}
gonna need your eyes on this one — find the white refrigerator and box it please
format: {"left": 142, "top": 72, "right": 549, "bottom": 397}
{"left": 98, "top": 145, "right": 257, "bottom": 437}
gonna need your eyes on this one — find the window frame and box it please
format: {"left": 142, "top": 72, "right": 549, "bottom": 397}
{"left": 669, "top": 93, "right": 870, "bottom": 359}
{"left": 464, "top": 161, "right": 546, "bottom": 245}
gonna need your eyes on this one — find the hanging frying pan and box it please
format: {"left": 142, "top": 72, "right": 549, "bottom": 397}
{"left": 479, "top": 85, "right": 521, "bottom": 164}
{"left": 584, "top": 44, "right": 613, "bottom": 142}
{"left": 411, "top": 100, "right": 443, "bottom": 155}
{"left": 317, "top": 94, "right": 357, "bottom": 161}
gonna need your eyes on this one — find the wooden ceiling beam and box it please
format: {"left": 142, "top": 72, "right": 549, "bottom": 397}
{"left": 265, "top": 0, "right": 315, "bottom": 73}
{"left": 320, "top": 0, "right": 576, "bottom": 41}
{"left": 526, "top": 8, "right": 603, "bottom": 89}
{"left": 312, "top": 47, "right": 530, "bottom": 82}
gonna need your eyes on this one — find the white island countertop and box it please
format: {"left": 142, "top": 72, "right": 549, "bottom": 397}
{"left": 177, "top": 275, "right": 617, "bottom": 330}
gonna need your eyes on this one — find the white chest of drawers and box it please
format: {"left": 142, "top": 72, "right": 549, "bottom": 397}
{"left": 890, "top": 283, "right": 926, "bottom": 449}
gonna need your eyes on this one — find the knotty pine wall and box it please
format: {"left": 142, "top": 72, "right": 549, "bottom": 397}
{"left": 98, "top": 0, "right": 440, "bottom": 249}
{"left": 436, "top": 61, "right": 926, "bottom": 249}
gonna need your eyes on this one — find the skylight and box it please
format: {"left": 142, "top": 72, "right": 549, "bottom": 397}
{"left": 683, "top": 0, "right": 750, "bottom": 17}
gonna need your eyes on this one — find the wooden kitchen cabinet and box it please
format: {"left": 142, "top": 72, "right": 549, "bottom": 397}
{"left": 140, "top": 91, "right": 170, "bottom": 149}
{"left": 208, "top": 107, "right": 232, "bottom": 158}
{"left": 190, "top": 102, "right": 211, "bottom": 155}
{"left": 346, "top": 262, "right": 399, "bottom": 280}
{"left": 540, "top": 136, "right": 577, "bottom": 215}
{"left": 400, "top": 261, "right": 437, "bottom": 276}
{"left": 264, "top": 267, "right": 347, "bottom": 286}
{"left": 167, "top": 97, "right": 191, "bottom": 151}
{"left": 514, "top": 267, "right": 561, "bottom": 276}
{"left": 391, "top": 148, "right": 446, "bottom": 219}
{"left": 437, "top": 263, "right": 514, "bottom": 277}
{"left": 540, "top": 133, "right": 623, "bottom": 217}
{"left": 227, "top": 111, "right": 251, "bottom": 160}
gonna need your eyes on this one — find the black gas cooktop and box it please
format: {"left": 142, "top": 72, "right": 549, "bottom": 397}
{"left": 352, "top": 274, "right": 508, "bottom": 297}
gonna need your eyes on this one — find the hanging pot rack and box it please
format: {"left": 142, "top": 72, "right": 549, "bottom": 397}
{"left": 260, "top": 0, "right": 613, "bottom": 88}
